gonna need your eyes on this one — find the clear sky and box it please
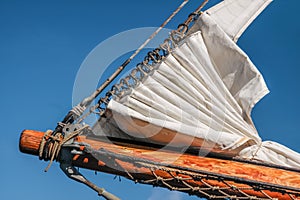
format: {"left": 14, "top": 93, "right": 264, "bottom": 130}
{"left": 1, "top": 0, "right": 300, "bottom": 200}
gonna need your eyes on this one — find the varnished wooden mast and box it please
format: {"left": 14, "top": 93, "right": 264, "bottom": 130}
{"left": 19, "top": 130, "right": 300, "bottom": 199}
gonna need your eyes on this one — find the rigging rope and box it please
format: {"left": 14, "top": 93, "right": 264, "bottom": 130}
{"left": 128, "top": 0, "right": 190, "bottom": 61}
{"left": 27, "top": 0, "right": 300, "bottom": 199}
{"left": 39, "top": 125, "right": 121, "bottom": 200}
{"left": 62, "top": 0, "right": 191, "bottom": 125}
{"left": 39, "top": 125, "right": 89, "bottom": 172}
{"left": 77, "top": 0, "right": 210, "bottom": 122}
{"left": 37, "top": 1, "right": 214, "bottom": 199}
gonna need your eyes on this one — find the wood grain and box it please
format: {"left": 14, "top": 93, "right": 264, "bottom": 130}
{"left": 19, "top": 129, "right": 300, "bottom": 199}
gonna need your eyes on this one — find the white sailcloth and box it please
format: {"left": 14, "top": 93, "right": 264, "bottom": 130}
{"left": 100, "top": 2, "right": 300, "bottom": 169}
{"left": 206, "top": 0, "right": 273, "bottom": 42}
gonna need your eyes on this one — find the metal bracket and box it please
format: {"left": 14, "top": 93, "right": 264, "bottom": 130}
{"left": 59, "top": 148, "right": 120, "bottom": 200}
{"left": 62, "top": 123, "right": 83, "bottom": 144}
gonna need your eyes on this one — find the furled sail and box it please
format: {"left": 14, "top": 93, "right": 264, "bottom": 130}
{"left": 94, "top": 7, "right": 300, "bottom": 169}
{"left": 19, "top": 1, "right": 300, "bottom": 199}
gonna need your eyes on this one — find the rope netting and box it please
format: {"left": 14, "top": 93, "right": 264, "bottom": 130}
{"left": 136, "top": 163, "right": 299, "bottom": 200}
{"left": 34, "top": 0, "right": 300, "bottom": 199}
{"left": 37, "top": 127, "right": 300, "bottom": 200}
{"left": 84, "top": 146, "right": 300, "bottom": 200}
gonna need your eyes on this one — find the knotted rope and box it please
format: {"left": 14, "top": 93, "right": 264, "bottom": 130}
{"left": 39, "top": 125, "right": 89, "bottom": 172}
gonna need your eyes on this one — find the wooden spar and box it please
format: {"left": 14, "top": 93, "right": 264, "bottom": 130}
{"left": 19, "top": 130, "right": 300, "bottom": 199}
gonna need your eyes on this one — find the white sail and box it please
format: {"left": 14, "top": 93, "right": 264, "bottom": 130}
{"left": 106, "top": 12, "right": 265, "bottom": 151}
{"left": 95, "top": 2, "right": 300, "bottom": 169}
{"left": 206, "top": 0, "right": 273, "bottom": 42}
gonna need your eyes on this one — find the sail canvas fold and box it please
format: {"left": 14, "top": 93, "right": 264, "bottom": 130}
{"left": 206, "top": 0, "right": 273, "bottom": 42}
{"left": 96, "top": 9, "right": 300, "bottom": 169}
{"left": 18, "top": 2, "right": 300, "bottom": 199}
{"left": 197, "top": 13, "right": 270, "bottom": 120}
{"left": 106, "top": 13, "right": 265, "bottom": 152}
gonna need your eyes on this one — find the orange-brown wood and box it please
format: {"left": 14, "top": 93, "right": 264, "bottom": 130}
{"left": 19, "top": 130, "right": 300, "bottom": 199}
{"left": 19, "top": 130, "right": 44, "bottom": 155}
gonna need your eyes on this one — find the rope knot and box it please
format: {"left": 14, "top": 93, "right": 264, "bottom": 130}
{"left": 38, "top": 125, "right": 89, "bottom": 172}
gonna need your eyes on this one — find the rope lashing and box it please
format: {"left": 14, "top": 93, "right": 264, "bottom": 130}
{"left": 39, "top": 126, "right": 120, "bottom": 200}
{"left": 39, "top": 125, "right": 89, "bottom": 172}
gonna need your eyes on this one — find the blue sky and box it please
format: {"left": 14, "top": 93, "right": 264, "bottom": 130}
{"left": 1, "top": 0, "right": 300, "bottom": 200}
